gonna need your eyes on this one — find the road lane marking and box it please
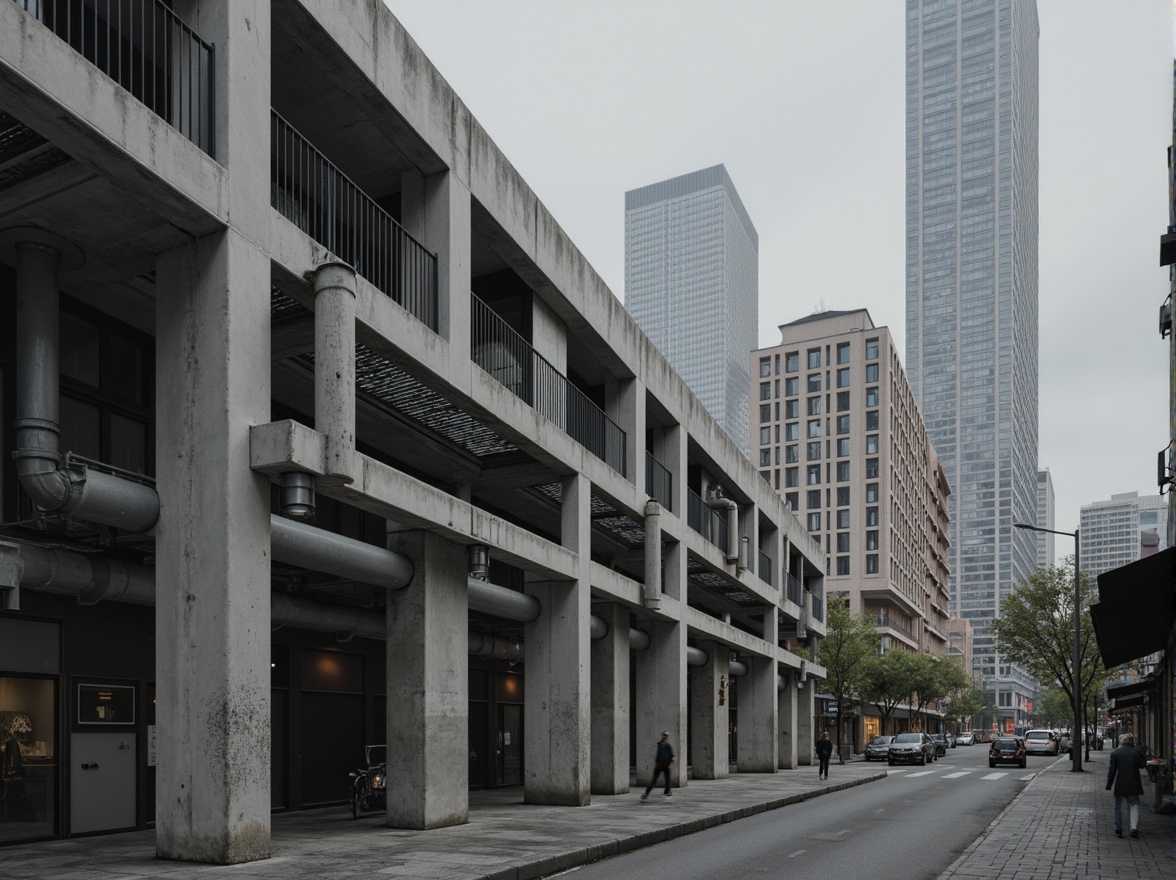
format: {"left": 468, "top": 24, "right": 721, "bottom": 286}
{"left": 981, "top": 772, "right": 1008, "bottom": 780}
{"left": 905, "top": 770, "right": 935, "bottom": 777}
{"left": 788, "top": 850, "right": 806, "bottom": 858}
{"left": 942, "top": 771, "right": 973, "bottom": 778}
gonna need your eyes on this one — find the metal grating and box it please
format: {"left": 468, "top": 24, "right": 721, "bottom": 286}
{"left": 687, "top": 559, "right": 758, "bottom": 608}
{"left": 0, "top": 111, "right": 71, "bottom": 192}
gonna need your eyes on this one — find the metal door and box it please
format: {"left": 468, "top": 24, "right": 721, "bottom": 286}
{"left": 70, "top": 732, "right": 135, "bottom": 834}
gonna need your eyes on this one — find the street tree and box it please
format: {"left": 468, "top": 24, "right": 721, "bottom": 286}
{"left": 944, "top": 684, "right": 991, "bottom": 732}
{"left": 1034, "top": 685, "right": 1072, "bottom": 727}
{"left": 992, "top": 557, "right": 1112, "bottom": 732}
{"left": 818, "top": 601, "right": 880, "bottom": 752}
{"left": 926, "top": 658, "right": 971, "bottom": 731}
{"left": 859, "top": 649, "right": 919, "bottom": 734}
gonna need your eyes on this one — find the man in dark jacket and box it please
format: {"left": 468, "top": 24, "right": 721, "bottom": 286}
{"left": 1106, "top": 732, "right": 1146, "bottom": 837}
{"left": 640, "top": 731, "right": 675, "bottom": 800}
{"left": 816, "top": 730, "right": 834, "bottom": 780}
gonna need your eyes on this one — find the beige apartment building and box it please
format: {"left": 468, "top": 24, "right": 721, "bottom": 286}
{"left": 752, "top": 309, "right": 952, "bottom": 672}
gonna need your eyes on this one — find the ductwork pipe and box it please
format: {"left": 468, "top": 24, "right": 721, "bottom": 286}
{"left": 629, "top": 628, "right": 651, "bottom": 651}
{"left": 705, "top": 491, "right": 739, "bottom": 564}
{"left": 314, "top": 262, "right": 357, "bottom": 483}
{"left": 280, "top": 472, "right": 315, "bottom": 519}
{"left": 271, "top": 515, "right": 413, "bottom": 589}
{"left": 729, "top": 659, "right": 748, "bottom": 677}
{"left": 643, "top": 500, "right": 662, "bottom": 609}
{"left": 468, "top": 631, "right": 522, "bottom": 661}
{"left": 467, "top": 576, "right": 540, "bottom": 621}
{"left": 11, "top": 231, "right": 159, "bottom": 533}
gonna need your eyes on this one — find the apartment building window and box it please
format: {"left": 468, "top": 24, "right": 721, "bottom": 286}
{"left": 836, "top": 509, "right": 850, "bottom": 529}
{"left": 866, "top": 386, "right": 879, "bottom": 407}
{"left": 837, "top": 391, "right": 850, "bottom": 412}
{"left": 807, "top": 374, "right": 821, "bottom": 393}
{"left": 837, "top": 342, "right": 851, "bottom": 364}
{"left": 836, "top": 533, "right": 850, "bottom": 553}
{"left": 759, "top": 358, "right": 771, "bottom": 378}
{"left": 837, "top": 487, "right": 850, "bottom": 506}
{"left": 807, "top": 397, "right": 822, "bottom": 416}
{"left": 807, "top": 420, "right": 822, "bottom": 438}
{"left": 865, "top": 483, "right": 879, "bottom": 503}
{"left": 786, "top": 492, "right": 799, "bottom": 510}
{"left": 866, "top": 434, "right": 879, "bottom": 454}
{"left": 785, "top": 467, "right": 799, "bottom": 488}
{"left": 785, "top": 377, "right": 799, "bottom": 396}
{"left": 836, "top": 557, "right": 850, "bottom": 575}
{"left": 866, "top": 507, "right": 878, "bottom": 526}
{"left": 807, "top": 490, "right": 821, "bottom": 509}
{"left": 866, "top": 458, "right": 879, "bottom": 478}
{"left": 785, "top": 423, "right": 799, "bottom": 441}
{"left": 760, "top": 382, "right": 771, "bottom": 401}
{"left": 760, "top": 449, "right": 771, "bottom": 466}
{"left": 866, "top": 530, "right": 879, "bottom": 550}
{"left": 836, "top": 438, "right": 850, "bottom": 457}
{"left": 760, "top": 404, "right": 771, "bottom": 422}
{"left": 786, "top": 444, "right": 799, "bottom": 463}
{"left": 807, "top": 441, "right": 821, "bottom": 461}
{"left": 807, "top": 349, "right": 821, "bottom": 369}
{"left": 807, "top": 513, "right": 821, "bottom": 532}
{"left": 865, "top": 363, "right": 879, "bottom": 383}
{"left": 786, "top": 352, "right": 799, "bottom": 372}
{"left": 866, "top": 410, "right": 879, "bottom": 431}
{"left": 836, "top": 368, "right": 850, "bottom": 388}
{"left": 837, "top": 415, "right": 850, "bottom": 435}
{"left": 785, "top": 399, "right": 799, "bottom": 419}
{"left": 866, "top": 554, "right": 879, "bottom": 574}
{"left": 866, "top": 338, "right": 879, "bottom": 360}
{"left": 836, "top": 460, "right": 850, "bottom": 481}
{"left": 805, "top": 465, "right": 821, "bottom": 485}
{"left": 759, "top": 427, "right": 771, "bottom": 445}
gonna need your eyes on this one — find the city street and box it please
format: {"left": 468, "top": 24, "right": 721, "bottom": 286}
{"left": 559, "top": 745, "right": 1061, "bottom": 880}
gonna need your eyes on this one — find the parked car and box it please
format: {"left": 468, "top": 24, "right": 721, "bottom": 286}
{"left": 929, "top": 733, "right": 948, "bottom": 757}
{"left": 889, "top": 732, "right": 936, "bottom": 766}
{"left": 1023, "top": 729, "right": 1060, "bottom": 756}
{"left": 864, "top": 735, "right": 895, "bottom": 761}
{"left": 956, "top": 731, "right": 975, "bottom": 746}
{"left": 977, "top": 729, "right": 997, "bottom": 743}
{"left": 945, "top": 732, "right": 956, "bottom": 748}
{"left": 989, "top": 736, "right": 1026, "bottom": 768}
{"left": 1054, "top": 729, "right": 1073, "bottom": 754}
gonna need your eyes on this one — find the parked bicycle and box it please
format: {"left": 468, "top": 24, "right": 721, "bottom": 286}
{"left": 348, "top": 744, "right": 387, "bottom": 818}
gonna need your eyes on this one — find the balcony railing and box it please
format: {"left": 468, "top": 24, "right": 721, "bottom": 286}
{"left": 271, "top": 111, "right": 438, "bottom": 330}
{"left": 13, "top": 0, "right": 215, "bottom": 156}
{"left": 811, "top": 592, "right": 824, "bottom": 623}
{"left": 686, "top": 489, "right": 729, "bottom": 555}
{"left": 645, "top": 450, "right": 673, "bottom": 511}
{"left": 873, "top": 613, "right": 912, "bottom": 640}
{"left": 470, "top": 294, "right": 626, "bottom": 475}
{"left": 786, "top": 572, "right": 803, "bottom": 607}
{"left": 758, "top": 550, "right": 773, "bottom": 586}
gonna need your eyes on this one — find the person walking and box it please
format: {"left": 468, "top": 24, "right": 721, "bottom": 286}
{"left": 815, "top": 730, "right": 833, "bottom": 780}
{"left": 1106, "top": 732, "right": 1146, "bottom": 838}
{"left": 640, "top": 731, "right": 675, "bottom": 800}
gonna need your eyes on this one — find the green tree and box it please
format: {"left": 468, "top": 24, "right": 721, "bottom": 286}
{"left": 1035, "top": 685, "right": 1072, "bottom": 727}
{"left": 928, "top": 658, "right": 972, "bottom": 730}
{"left": 992, "top": 557, "right": 1112, "bottom": 731}
{"left": 817, "top": 602, "right": 880, "bottom": 751}
{"left": 859, "top": 649, "right": 920, "bottom": 734}
{"left": 944, "top": 684, "right": 990, "bottom": 732}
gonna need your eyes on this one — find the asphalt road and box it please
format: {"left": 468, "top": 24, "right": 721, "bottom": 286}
{"left": 559, "top": 743, "right": 1065, "bottom": 880}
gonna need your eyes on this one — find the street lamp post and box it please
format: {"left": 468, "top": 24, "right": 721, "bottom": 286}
{"left": 1013, "top": 522, "right": 1083, "bottom": 772}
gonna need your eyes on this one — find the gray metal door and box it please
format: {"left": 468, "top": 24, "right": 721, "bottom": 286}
{"left": 70, "top": 732, "right": 135, "bottom": 834}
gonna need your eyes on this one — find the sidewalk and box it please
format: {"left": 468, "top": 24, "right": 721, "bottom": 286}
{"left": 1, "top": 761, "right": 886, "bottom": 880}
{"left": 938, "top": 747, "right": 1176, "bottom": 880}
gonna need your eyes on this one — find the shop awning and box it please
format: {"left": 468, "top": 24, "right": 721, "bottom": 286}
{"left": 1106, "top": 678, "right": 1154, "bottom": 712}
{"left": 1091, "top": 548, "right": 1175, "bottom": 668}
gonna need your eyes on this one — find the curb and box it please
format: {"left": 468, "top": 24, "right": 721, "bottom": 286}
{"left": 481, "top": 772, "right": 888, "bottom": 880}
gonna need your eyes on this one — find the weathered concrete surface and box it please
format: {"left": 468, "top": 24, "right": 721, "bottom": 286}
{"left": 590, "top": 603, "right": 630, "bottom": 794}
{"left": 688, "top": 640, "right": 730, "bottom": 780}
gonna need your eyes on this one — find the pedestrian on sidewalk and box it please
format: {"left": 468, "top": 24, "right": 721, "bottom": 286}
{"left": 640, "top": 731, "right": 675, "bottom": 801}
{"left": 816, "top": 730, "right": 833, "bottom": 780}
{"left": 1106, "top": 732, "right": 1146, "bottom": 838}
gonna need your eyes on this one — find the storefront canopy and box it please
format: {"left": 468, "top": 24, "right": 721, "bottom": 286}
{"left": 1090, "top": 547, "right": 1175, "bottom": 668}
{"left": 1105, "top": 678, "right": 1154, "bottom": 712}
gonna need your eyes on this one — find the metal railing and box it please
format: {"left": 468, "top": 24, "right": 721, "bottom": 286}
{"left": 271, "top": 111, "right": 438, "bottom": 330}
{"left": 811, "top": 592, "right": 824, "bottom": 622}
{"left": 13, "top": 0, "right": 215, "bottom": 156}
{"left": 645, "top": 450, "right": 673, "bottom": 511}
{"left": 470, "top": 294, "right": 626, "bottom": 476}
{"left": 686, "top": 489, "right": 729, "bottom": 555}
{"left": 873, "top": 613, "right": 912, "bottom": 639}
{"left": 786, "top": 572, "right": 803, "bottom": 606}
{"left": 758, "top": 550, "right": 773, "bottom": 586}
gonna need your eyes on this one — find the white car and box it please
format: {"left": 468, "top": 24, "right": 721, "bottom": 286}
{"left": 1023, "top": 729, "right": 1060, "bottom": 756}
{"left": 956, "top": 731, "right": 975, "bottom": 745}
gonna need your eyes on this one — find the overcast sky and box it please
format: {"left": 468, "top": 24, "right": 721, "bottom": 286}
{"left": 386, "top": 1, "right": 1172, "bottom": 543}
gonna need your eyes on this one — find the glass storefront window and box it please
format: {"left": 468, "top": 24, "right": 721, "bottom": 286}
{"left": 1, "top": 676, "right": 57, "bottom": 842}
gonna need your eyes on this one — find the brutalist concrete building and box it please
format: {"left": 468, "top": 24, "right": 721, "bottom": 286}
{"left": 0, "top": 0, "right": 826, "bottom": 862}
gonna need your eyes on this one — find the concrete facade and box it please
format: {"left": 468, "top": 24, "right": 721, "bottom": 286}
{"left": 0, "top": 0, "right": 824, "bottom": 862}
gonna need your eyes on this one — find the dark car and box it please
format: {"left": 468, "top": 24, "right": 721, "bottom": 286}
{"left": 864, "top": 735, "right": 895, "bottom": 761}
{"left": 989, "top": 736, "right": 1026, "bottom": 768}
{"left": 889, "top": 732, "right": 936, "bottom": 766}
{"left": 929, "top": 733, "right": 948, "bottom": 757}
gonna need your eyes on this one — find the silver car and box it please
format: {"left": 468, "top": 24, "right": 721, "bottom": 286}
{"left": 864, "top": 735, "right": 895, "bottom": 761}
{"left": 1023, "top": 729, "right": 1060, "bottom": 756}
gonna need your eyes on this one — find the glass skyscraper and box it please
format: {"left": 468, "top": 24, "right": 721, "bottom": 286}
{"left": 905, "top": 0, "right": 1040, "bottom": 728}
{"left": 625, "top": 165, "right": 758, "bottom": 455}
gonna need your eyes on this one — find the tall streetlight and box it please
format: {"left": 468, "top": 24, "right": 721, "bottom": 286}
{"left": 1013, "top": 522, "right": 1082, "bottom": 772}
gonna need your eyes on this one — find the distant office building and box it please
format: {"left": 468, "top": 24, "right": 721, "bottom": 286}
{"left": 1080, "top": 492, "right": 1169, "bottom": 578}
{"left": 752, "top": 310, "right": 953, "bottom": 659}
{"left": 625, "top": 165, "right": 758, "bottom": 454}
{"left": 1036, "top": 469, "right": 1055, "bottom": 567}
{"left": 947, "top": 618, "right": 976, "bottom": 682}
{"left": 905, "top": 0, "right": 1040, "bottom": 732}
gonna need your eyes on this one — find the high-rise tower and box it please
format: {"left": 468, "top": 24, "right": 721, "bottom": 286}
{"left": 905, "top": 0, "right": 1040, "bottom": 730}
{"left": 625, "top": 165, "right": 758, "bottom": 454}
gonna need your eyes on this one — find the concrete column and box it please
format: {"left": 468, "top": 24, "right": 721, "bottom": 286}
{"left": 779, "top": 673, "right": 799, "bottom": 769}
{"left": 797, "top": 680, "right": 816, "bottom": 766}
{"left": 524, "top": 473, "right": 591, "bottom": 805}
{"left": 399, "top": 169, "right": 426, "bottom": 240}
{"left": 314, "top": 262, "right": 357, "bottom": 483}
{"left": 608, "top": 377, "right": 643, "bottom": 491}
{"left": 688, "top": 640, "right": 729, "bottom": 779}
{"left": 634, "top": 619, "right": 687, "bottom": 788}
{"left": 736, "top": 653, "right": 778, "bottom": 773}
{"left": 422, "top": 170, "right": 471, "bottom": 383}
{"left": 155, "top": 230, "right": 272, "bottom": 864}
{"left": 590, "top": 603, "right": 630, "bottom": 794}
{"left": 385, "top": 531, "right": 468, "bottom": 828}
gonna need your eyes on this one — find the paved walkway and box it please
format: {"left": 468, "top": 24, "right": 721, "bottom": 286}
{"left": 938, "top": 747, "right": 1176, "bottom": 880}
{"left": 3, "top": 751, "right": 1173, "bottom": 879}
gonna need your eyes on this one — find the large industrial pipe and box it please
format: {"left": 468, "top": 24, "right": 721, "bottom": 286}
{"left": 467, "top": 576, "right": 540, "bottom": 621}
{"left": 643, "top": 500, "right": 662, "bottom": 609}
{"left": 270, "top": 515, "right": 413, "bottom": 590}
{"left": 705, "top": 490, "right": 739, "bottom": 565}
{"left": 314, "top": 262, "right": 357, "bottom": 482}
